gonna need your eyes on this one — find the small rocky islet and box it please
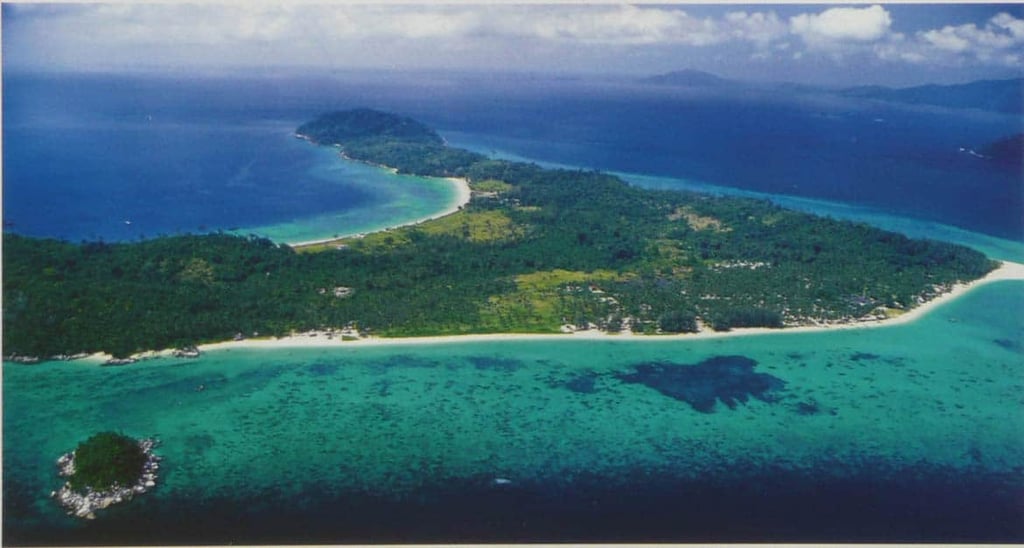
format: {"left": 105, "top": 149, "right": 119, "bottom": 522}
{"left": 51, "top": 433, "right": 162, "bottom": 520}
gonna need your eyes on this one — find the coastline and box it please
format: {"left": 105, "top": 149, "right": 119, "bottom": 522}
{"left": 63, "top": 260, "right": 1024, "bottom": 364}
{"left": 204, "top": 259, "right": 1024, "bottom": 348}
{"left": 287, "top": 176, "right": 471, "bottom": 249}
{"left": 287, "top": 134, "right": 472, "bottom": 248}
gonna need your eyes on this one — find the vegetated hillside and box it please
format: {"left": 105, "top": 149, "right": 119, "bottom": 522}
{"left": 296, "top": 108, "right": 443, "bottom": 146}
{"left": 2, "top": 109, "right": 997, "bottom": 359}
{"left": 299, "top": 108, "right": 485, "bottom": 177}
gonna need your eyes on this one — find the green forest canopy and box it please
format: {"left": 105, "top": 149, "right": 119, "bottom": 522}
{"left": 67, "top": 432, "right": 148, "bottom": 491}
{"left": 2, "top": 109, "right": 997, "bottom": 358}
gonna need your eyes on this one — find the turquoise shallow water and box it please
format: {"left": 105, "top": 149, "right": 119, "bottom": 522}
{"left": 4, "top": 280, "right": 1023, "bottom": 542}
{"left": 239, "top": 143, "right": 462, "bottom": 244}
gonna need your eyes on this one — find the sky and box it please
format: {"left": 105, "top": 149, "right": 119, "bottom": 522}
{"left": 3, "top": 2, "right": 1023, "bottom": 86}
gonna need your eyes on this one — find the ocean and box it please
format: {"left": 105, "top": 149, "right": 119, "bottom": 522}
{"left": 2, "top": 72, "right": 461, "bottom": 244}
{"left": 3, "top": 70, "right": 1023, "bottom": 543}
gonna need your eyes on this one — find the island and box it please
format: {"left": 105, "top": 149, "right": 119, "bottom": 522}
{"left": 2, "top": 109, "right": 999, "bottom": 360}
{"left": 51, "top": 432, "right": 161, "bottom": 519}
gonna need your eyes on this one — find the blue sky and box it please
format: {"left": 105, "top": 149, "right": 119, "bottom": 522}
{"left": 4, "top": 3, "right": 1022, "bottom": 86}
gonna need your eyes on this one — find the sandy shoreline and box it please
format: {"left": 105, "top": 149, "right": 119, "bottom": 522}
{"left": 284, "top": 177, "right": 468, "bottom": 249}
{"left": 287, "top": 176, "right": 471, "bottom": 249}
{"left": 64, "top": 260, "right": 1023, "bottom": 364}
{"left": 286, "top": 138, "right": 473, "bottom": 248}
{"left": 199, "top": 260, "right": 1024, "bottom": 349}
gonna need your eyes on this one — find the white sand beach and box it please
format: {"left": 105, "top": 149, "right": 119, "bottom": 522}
{"left": 288, "top": 176, "right": 472, "bottom": 249}
{"left": 152, "top": 259, "right": 1024, "bottom": 356}
{"left": 71, "top": 258, "right": 1022, "bottom": 366}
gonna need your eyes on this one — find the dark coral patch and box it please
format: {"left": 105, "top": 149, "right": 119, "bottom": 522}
{"left": 308, "top": 362, "right": 341, "bottom": 376}
{"left": 184, "top": 433, "right": 217, "bottom": 457}
{"left": 614, "top": 355, "right": 785, "bottom": 413}
{"left": 557, "top": 372, "right": 600, "bottom": 394}
{"left": 849, "top": 352, "right": 881, "bottom": 362}
{"left": 993, "top": 338, "right": 1021, "bottom": 352}
{"left": 366, "top": 354, "right": 442, "bottom": 374}
{"left": 467, "top": 356, "right": 522, "bottom": 372}
{"left": 793, "top": 399, "right": 821, "bottom": 416}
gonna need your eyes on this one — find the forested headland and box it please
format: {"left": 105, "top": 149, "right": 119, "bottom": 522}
{"left": 3, "top": 109, "right": 997, "bottom": 359}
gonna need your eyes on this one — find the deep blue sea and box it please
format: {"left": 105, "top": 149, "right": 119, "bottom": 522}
{"left": 2, "top": 72, "right": 462, "bottom": 244}
{"left": 3, "top": 70, "right": 1024, "bottom": 544}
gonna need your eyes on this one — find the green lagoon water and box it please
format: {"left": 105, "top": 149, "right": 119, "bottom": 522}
{"left": 4, "top": 279, "right": 1023, "bottom": 543}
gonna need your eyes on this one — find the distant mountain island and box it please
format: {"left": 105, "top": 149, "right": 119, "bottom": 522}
{"left": 840, "top": 78, "right": 1024, "bottom": 115}
{"left": 641, "top": 69, "right": 1023, "bottom": 114}
{"left": 641, "top": 69, "right": 733, "bottom": 88}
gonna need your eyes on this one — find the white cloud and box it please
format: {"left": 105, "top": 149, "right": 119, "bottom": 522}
{"left": 5, "top": 3, "right": 1021, "bottom": 78}
{"left": 785, "top": 5, "right": 1022, "bottom": 70}
{"left": 921, "top": 28, "right": 972, "bottom": 53}
{"left": 508, "top": 5, "right": 707, "bottom": 45}
{"left": 993, "top": 12, "right": 1024, "bottom": 40}
{"left": 914, "top": 11, "right": 1024, "bottom": 65}
{"left": 485, "top": 6, "right": 789, "bottom": 48}
{"left": 790, "top": 5, "right": 893, "bottom": 45}
{"left": 378, "top": 10, "right": 483, "bottom": 40}
{"left": 724, "top": 11, "right": 788, "bottom": 46}
{"left": 10, "top": 4, "right": 793, "bottom": 51}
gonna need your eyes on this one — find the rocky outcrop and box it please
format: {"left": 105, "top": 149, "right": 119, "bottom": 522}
{"left": 5, "top": 354, "right": 41, "bottom": 364}
{"left": 172, "top": 346, "right": 202, "bottom": 358}
{"left": 6, "top": 352, "right": 91, "bottom": 364}
{"left": 102, "top": 357, "right": 138, "bottom": 366}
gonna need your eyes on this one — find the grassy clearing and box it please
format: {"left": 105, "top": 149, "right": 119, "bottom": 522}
{"left": 650, "top": 239, "right": 694, "bottom": 277}
{"left": 761, "top": 212, "right": 786, "bottom": 227}
{"left": 669, "top": 206, "right": 729, "bottom": 232}
{"left": 514, "top": 269, "right": 625, "bottom": 291}
{"left": 470, "top": 179, "right": 514, "bottom": 193}
{"left": 295, "top": 209, "right": 524, "bottom": 254}
{"left": 419, "top": 210, "right": 523, "bottom": 243}
{"left": 477, "top": 269, "right": 630, "bottom": 332}
{"left": 291, "top": 240, "right": 350, "bottom": 254}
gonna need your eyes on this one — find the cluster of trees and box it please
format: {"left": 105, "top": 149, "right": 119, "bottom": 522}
{"left": 657, "top": 310, "right": 698, "bottom": 333}
{"left": 344, "top": 139, "right": 486, "bottom": 178}
{"left": 67, "top": 432, "right": 147, "bottom": 491}
{"left": 298, "top": 108, "right": 486, "bottom": 177}
{"left": 2, "top": 109, "right": 997, "bottom": 358}
{"left": 296, "top": 108, "right": 443, "bottom": 146}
